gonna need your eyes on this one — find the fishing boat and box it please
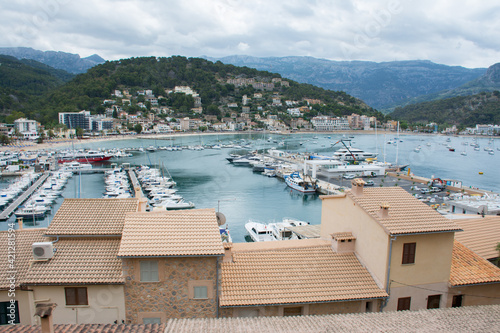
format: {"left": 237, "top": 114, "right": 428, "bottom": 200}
{"left": 245, "top": 219, "right": 310, "bottom": 242}
{"left": 284, "top": 172, "right": 317, "bottom": 193}
{"left": 15, "top": 205, "right": 48, "bottom": 219}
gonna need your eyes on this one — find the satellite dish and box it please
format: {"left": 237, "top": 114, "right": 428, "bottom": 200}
{"left": 216, "top": 212, "right": 226, "bottom": 226}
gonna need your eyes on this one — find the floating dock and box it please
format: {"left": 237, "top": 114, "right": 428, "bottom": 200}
{"left": 0, "top": 172, "right": 50, "bottom": 221}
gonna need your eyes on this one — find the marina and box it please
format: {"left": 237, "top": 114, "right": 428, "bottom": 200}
{"left": 1, "top": 132, "right": 499, "bottom": 242}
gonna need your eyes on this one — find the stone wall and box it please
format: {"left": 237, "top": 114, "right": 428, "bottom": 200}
{"left": 123, "top": 256, "right": 218, "bottom": 323}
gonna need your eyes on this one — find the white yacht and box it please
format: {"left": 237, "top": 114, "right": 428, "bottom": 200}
{"left": 332, "top": 147, "right": 378, "bottom": 162}
{"left": 245, "top": 219, "right": 310, "bottom": 242}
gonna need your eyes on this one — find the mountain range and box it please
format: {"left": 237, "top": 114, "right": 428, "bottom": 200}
{"left": 206, "top": 55, "right": 488, "bottom": 111}
{"left": 0, "top": 47, "right": 105, "bottom": 74}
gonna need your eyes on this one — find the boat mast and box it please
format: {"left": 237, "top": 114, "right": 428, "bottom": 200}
{"left": 395, "top": 121, "right": 400, "bottom": 166}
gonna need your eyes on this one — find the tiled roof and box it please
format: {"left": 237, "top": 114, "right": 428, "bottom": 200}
{"left": 346, "top": 187, "right": 462, "bottom": 235}
{"left": 332, "top": 232, "right": 355, "bottom": 241}
{"left": 0, "top": 229, "right": 46, "bottom": 289}
{"left": 23, "top": 238, "right": 123, "bottom": 285}
{"left": 46, "top": 198, "right": 139, "bottom": 236}
{"left": 0, "top": 324, "right": 165, "bottom": 333}
{"left": 450, "top": 240, "right": 500, "bottom": 287}
{"left": 220, "top": 239, "right": 387, "bottom": 307}
{"left": 118, "top": 208, "right": 224, "bottom": 257}
{"left": 165, "top": 305, "right": 500, "bottom": 333}
{"left": 454, "top": 216, "right": 500, "bottom": 260}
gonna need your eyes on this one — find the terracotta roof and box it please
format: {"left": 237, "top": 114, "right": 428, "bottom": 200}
{"left": 332, "top": 232, "right": 355, "bottom": 241}
{"left": 165, "top": 305, "right": 500, "bottom": 333}
{"left": 346, "top": 187, "right": 461, "bottom": 235}
{"left": 0, "top": 324, "right": 165, "bottom": 333}
{"left": 118, "top": 208, "right": 224, "bottom": 257}
{"left": 0, "top": 229, "right": 46, "bottom": 289}
{"left": 46, "top": 198, "right": 139, "bottom": 236}
{"left": 23, "top": 238, "right": 123, "bottom": 285}
{"left": 450, "top": 240, "right": 500, "bottom": 287}
{"left": 454, "top": 216, "right": 500, "bottom": 260}
{"left": 220, "top": 239, "right": 387, "bottom": 307}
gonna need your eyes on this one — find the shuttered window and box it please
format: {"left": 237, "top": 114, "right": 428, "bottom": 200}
{"left": 402, "top": 243, "right": 416, "bottom": 264}
{"left": 65, "top": 287, "right": 88, "bottom": 305}
{"left": 397, "top": 297, "right": 411, "bottom": 311}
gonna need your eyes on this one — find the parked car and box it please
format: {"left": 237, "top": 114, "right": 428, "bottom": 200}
{"left": 420, "top": 188, "right": 431, "bottom": 194}
{"left": 364, "top": 180, "right": 375, "bottom": 186}
{"left": 430, "top": 187, "right": 442, "bottom": 193}
{"left": 343, "top": 174, "right": 356, "bottom": 179}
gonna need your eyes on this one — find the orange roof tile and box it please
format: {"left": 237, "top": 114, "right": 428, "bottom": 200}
{"left": 332, "top": 232, "right": 355, "bottom": 241}
{"left": 450, "top": 240, "right": 500, "bottom": 287}
{"left": 46, "top": 198, "right": 139, "bottom": 236}
{"left": 118, "top": 208, "right": 224, "bottom": 257}
{"left": 454, "top": 216, "right": 500, "bottom": 260}
{"left": 0, "top": 229, "right": 46, "bottom": 289}
{"left": 23, "top": 238, "right": 123, "bottom": 285}
{"left": 346, "top": 187, "right": 461, "bottom": 235}
{"left": 1, "top": 323, "right": 166, "bottom": 333}
{"left": 220, "top": 239, "right": 387, "bottom": 307}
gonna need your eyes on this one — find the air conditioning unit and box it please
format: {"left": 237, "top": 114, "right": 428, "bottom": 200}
{"left": 32, "top": 242, "right": 54, "bottom": 260}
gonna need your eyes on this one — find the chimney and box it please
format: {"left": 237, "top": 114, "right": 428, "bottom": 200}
{"left": 223, "top": 242, "right": 234, "bottom": 263}
{"left": 379, "top": 202, "right": 390, "bottom": 218}
{"left": 135, "top": 186, "right": 148, "bottom": 212}
{"left": 331, "top": 232, "right": 356, "bottom": 253}
{"left": 35, "top": 303, "right": 57, "bottom": 333}
{"left": 17, "top": 217, "right": 23, "bottom": 230}
{"left": 351, "top": 178, "right": 365, "bottom": 196}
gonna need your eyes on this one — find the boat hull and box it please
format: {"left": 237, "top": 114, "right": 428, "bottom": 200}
{"left": 57, "top": 156, "right": 112, "bottom": 164}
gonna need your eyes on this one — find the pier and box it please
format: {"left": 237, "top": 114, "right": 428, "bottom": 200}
{"left": 127, "top": 169, "right": 145, "bottom": 198}
{"left": 0, "top": 172, "right": 50, "bottom": 221}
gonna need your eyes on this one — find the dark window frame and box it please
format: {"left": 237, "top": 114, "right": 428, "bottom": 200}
{"left": 402, "top": 242, "right": 416, "bottom": 264}
{"left": 427, "top": 294, "right": 441, "bottom": 309}
{"left": 452, "top": 294, "right": 463, "bottom": 308}
{"left": 65, "top": 287, "right": 88, "bottom": 306}
{"left": 397, "top": 297, "right": 411, "bottom": 311}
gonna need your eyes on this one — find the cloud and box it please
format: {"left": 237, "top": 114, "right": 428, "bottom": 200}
{"left": 0, "top": 0, "right": 499, "bottom": 67}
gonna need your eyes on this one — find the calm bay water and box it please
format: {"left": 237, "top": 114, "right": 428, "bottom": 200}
{"left": 1, "top": 133, "right": 499, "bottom": 241}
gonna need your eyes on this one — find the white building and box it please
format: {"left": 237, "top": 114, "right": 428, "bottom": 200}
{"left": 14, "top": 118, "right": 39, "bottom": 139}
{"left": 311, "top": 116, "right": 350, "bottom": 131}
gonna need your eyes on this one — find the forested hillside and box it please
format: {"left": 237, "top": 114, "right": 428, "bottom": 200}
{"left": 22, "top": 56, "right": 382, "bottom": 124}
{"left": 390, "top": 91, "right": 500, "bottom": 127}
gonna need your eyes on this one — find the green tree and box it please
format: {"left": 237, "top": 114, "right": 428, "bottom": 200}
{"left": 76, "top": 127, "right": 84, "bottom": 138}
{"left": 133, "top": 124, "right": 143, "bottom": 134}
{"left": 0, "top": 134, "right": 10, "bottom": 145}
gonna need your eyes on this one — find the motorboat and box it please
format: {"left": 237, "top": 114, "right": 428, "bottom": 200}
{"left": 57, "top": 150, "right": 112, "bottom": 163}
{"left": 245, "top": 219, "right": 310, "bottom": 242}
{"left": 156, "top": 198, "right": 195, "bottom": 210}
{"left": 284, "top": 172, "right": 316, "bottom": 193}
{"left": 15, "top": 206, "right": 48, "bottom": 219}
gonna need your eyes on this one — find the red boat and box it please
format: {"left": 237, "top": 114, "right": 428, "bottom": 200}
{"left": 449, "top": 148, "right": 455, "bottom": 152}
{"left": 57, "top": 150, "right": 112, "bottom": 163}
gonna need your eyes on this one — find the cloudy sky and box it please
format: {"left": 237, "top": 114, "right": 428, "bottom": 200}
{"left": 1, "top": 0, "right": 499, "bottom": 68}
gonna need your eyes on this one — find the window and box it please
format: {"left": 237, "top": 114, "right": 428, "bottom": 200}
{"left": 65, "top": 287, "right": 88, "bottom": 306}
{"left": 0, "top": 301, "right": 20, "bottom": 324}
{"left": 452, "top": 295, "right": 463, "bottom": 308}
{"left": 402, "top": 243, "right": 416, "bottom": 264}
{"left": 283, "top": 306, "right": 303, "bottom": 316}
{"left": 193, "top": 286, "right": 208, "bottom": 299}
{"left": 427, "top": 294, "right": 441, "bottom": 309}
{"left": 143, "top": 317, "right": 161, "bottom": 324}
{"left": 365, "top": 301, "right": 373, "bottom": 312}
{"left": 140, "top": 261, "right": 159, "bottom": 282}
{"left": 397, "top": 297, "right": 411, "bottom": 311}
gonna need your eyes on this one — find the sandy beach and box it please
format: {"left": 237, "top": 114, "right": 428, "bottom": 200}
{"left": 0, "top": 129, "right": 446, "bottom": 153}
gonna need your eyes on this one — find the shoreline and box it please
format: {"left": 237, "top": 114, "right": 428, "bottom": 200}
{"left": 0, "top": 130, "right": 498, "bottom": 152}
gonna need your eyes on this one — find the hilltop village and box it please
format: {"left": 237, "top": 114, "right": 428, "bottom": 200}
{"left": 0, "top": 178, "right": 499, "bottom": 330}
